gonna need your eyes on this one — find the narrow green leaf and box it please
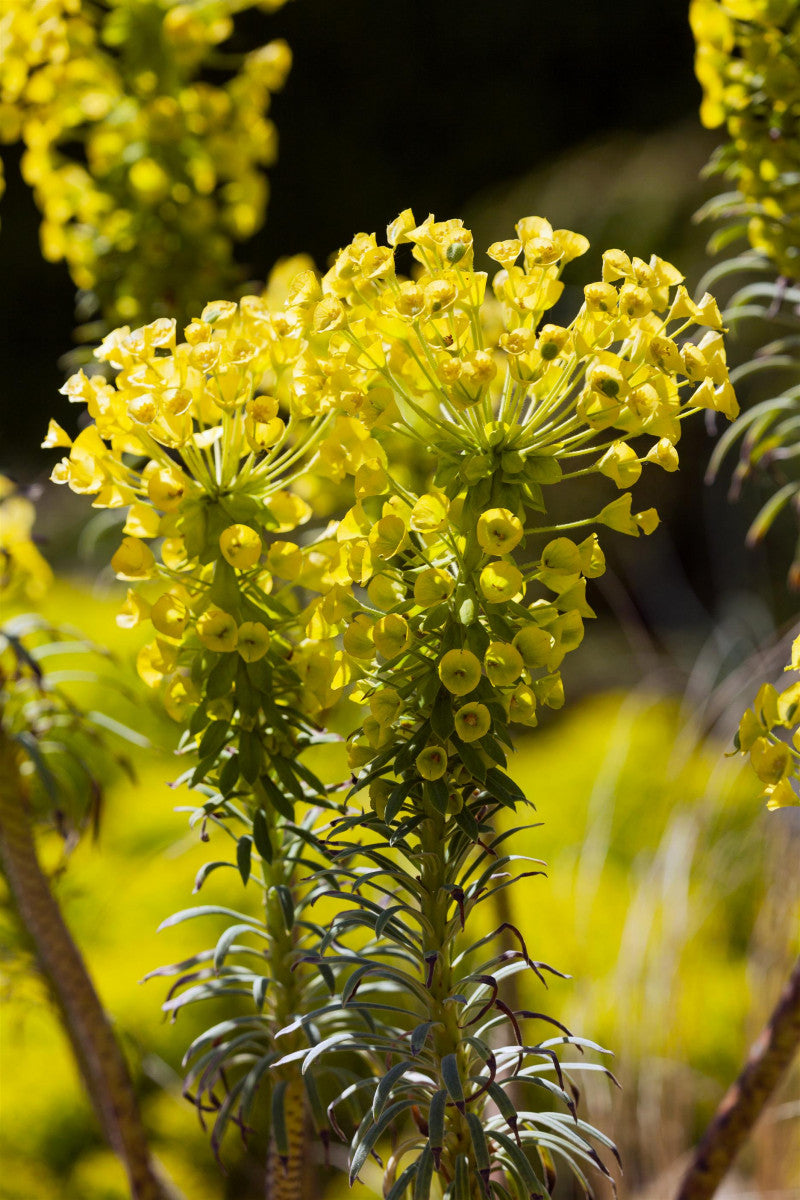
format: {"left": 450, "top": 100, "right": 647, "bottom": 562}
{"left": 372, "top": 1060, "right": 414, "bottom": 1120}
{"left": 386, "top": 780, "right": 415, "bottom": 823}
{"left": 441, "top": 1053, "right": 465, "bottom": 1110}
{"left": 274, "top": 884, "right": 294, "bottom": 931}
{"left": 303, "top": 1069, "right": 328, "bottom": 1131}
{"left": 239, "top": 731, "right": 262, "bottom": 783}
{"left": 213, "top": 922, "right": 262, "bottom": 972}
{"left": 252, "top": 808, "right": 273, "bottom": 862}
{"left": 273, "top": 756, "right": 306, "bottom": 799}
{"left": 453, "top": 1154, "right": 471, "bottom": 1198}
{"left": 189, "top": 753, "right": 219, "bottom": 787}
{"left": 487, "top": 1127, "right": 547, "bottom": 1197}
{"left": 424, "top": 778, "right": 449, "bottom": 814}
{"left": 454, "top": 805, "right": 480, "bottom": 840}
{"left": 428, "top": 1088, "right": 447, "bottom": 1164}
{"left": 86, "top": 710, "right": 150, "bottom": 748}
{"left": 387, "top": 1160, "right": 422, "bottom": 1200}
{"left": 271, "top": 1080, "right": 289, "bottom": 1158}
{"left": 260, "top": 773, "right": 295, "bottom": 820}
{"left": 411, "top": 1022, "right": 434, "bottom": 1056}
{"left": 431, "top": 688, "right": 455, "bottom": 738}
{"left": 484, "top": 766, "right": 526, "bottom": 808}
{"left": 455, "top": 737, "right": 487, "bottom": 782}
{"left": 198, "top": 720, "right": 230, "bottom": 761}
{"left": 218, "top": 752, "right": 240, "bottom": 797}
{"left": 192, "top": 860, "right": 236, "bottom": 893}
{"left": 301, "top": 1031, "right": 353, "bottom": 1073}
{"left": 413, "top": 1143, "right": 434, "bottom": 1200}
{"left": 349, "top": 1100, "right": 415, "bottom": 1184}
{"left": 746, "top": 481, "right": 798, "bottom": 547}
{"left": 465, "top": 1112, "right": 491, "bottom": 1173}
{"left": 236, "top": 835, "right": 252, "bottom": 886}
{"left": 205, "top": 653, "right": 237, "bottom": 700}
{"left": 157, "top": 905, "right": 261, "bottom": 931}
{"left": 375, "top": 904, "right": 405, "bottom": 938}
{"left": 483, "top": 1082, "right": 521, "bottom": 1140}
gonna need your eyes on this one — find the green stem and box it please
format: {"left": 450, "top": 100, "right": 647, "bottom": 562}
{"left": 261, "top": 804, "right": 310, "bottom": 1200}
{"left": 418, "top": 810, "right": 483, "bottom": 1199}
{"left": 0, "top": 727, "right": 177, "bottom": 1200}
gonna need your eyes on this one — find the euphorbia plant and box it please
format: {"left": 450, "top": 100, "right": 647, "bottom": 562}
{"left": 49, "top": 211, "right": 736, "bottom": 1197}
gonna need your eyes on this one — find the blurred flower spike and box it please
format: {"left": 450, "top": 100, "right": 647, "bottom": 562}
{"left": 0, "top": 476, "right": 53, "bottom": 602}
{"left": 691, "top": 0, "right": 800, "bottom": 277}
{"left": 0, "top": 0, "right": 293, "bottom": 326}
{"left": 738, "top": 636, "right": 800, "bottom": 810}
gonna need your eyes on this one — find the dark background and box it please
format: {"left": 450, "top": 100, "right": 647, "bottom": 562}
{"left": 0, "top": 0, "right": 787, "bottom": 639}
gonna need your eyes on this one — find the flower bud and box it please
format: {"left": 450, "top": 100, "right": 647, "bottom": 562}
{"left": 414, "top": 567, "right": 454, "bottom": 608}
{"left": 219, "top": 524, "right": 262, "bottom": 569}
{"left": 369, "top": 687, "right": 403, "bottom": 726}
{"left": 438, "top": 648, "right": 482, "bottom": 696}
{"left": 111, "top": 536, "right": 156, "bottom": 580}
{"left": 198, "top": 608, "right": 238, "bottom": 652}
{"left": 416, "top": 746, "right": 448, "bottom": 780}
{"left": 373, "top": 614, "right": 411, "bottom": 659}
{"left": 368, "top": 514, "right": 406, "bottom": 560}
{"left": 508, "top": 683, "right": 538, "bottom": 726}
{"left": 479, "top": 560, "right": 524, "bottom": 604}
{"left": 237, "top": 621, "right": 271, "bottom": 662}
{"left": 597, "top": 442, "right": 641, "bottom": 489}
{"left": 367, "top": 573, "right": 406, "bottom": 610}
{"left": 477, "top": 508, "right": 524, "bottom": 555}
{"left": 512, "top": 625, "right": 555, "bottom": 669}
{"left": 645, "top": 438, "right": 679, "bottom": 472}
{"left": 454, "top": 702, "right": 491, "bottom": 743}
{"left": 749, "top": 737, "right": 792, "bottom": 785}
{"left": 147, "top": 466, "right": 187, "bottom": 511}
{"left": 342, "top": 614, "right": 374, "bottom": 660}
{"left": 151, "top": 592, "right": 188, "bottom": 639}
{"left": 410, "top": 493, "right": 449, "bottom": 534}
{"left": 484, "top": 641, "right": 524, "bottom": 687}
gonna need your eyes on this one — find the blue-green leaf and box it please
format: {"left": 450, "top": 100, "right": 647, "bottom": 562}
{"left": 236, "top": 835, "right": 253, "bottom": 886}
{"left": 441, "top": 1053, "right": 465, "bottom": 1110}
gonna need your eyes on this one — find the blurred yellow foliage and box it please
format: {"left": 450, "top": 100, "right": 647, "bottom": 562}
{"left": 1, "top": 584, "right": 797, "bottom": 1196}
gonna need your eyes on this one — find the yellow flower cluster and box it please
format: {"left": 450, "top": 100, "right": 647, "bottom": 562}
{"left": 738, "top": 637, "right": 800, "bottom": 809}
{"left": 690, "top": 0, "right": 800, "bottom": 276}
{"left": 270, "top": 212, "right": 736, "bottom": 810}
{"left": 0, "top": 476, "right": 53, "bottom": 602}
{"left": 1, "top": 0, "right": 291, "bottom": 325}
{"left": 44, "top": 298, "right": 359, "bottom": 788}
{"left": 48, "top": 211, "right": 737, "bottom": 818}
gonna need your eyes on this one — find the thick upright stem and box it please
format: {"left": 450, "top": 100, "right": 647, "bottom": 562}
{"left": 261, "top": 806, "right": 309, "bottom": 1200}
{"left": 419, "top": 811, "right": 483, "bottom": 1200}
{"left": 0, "top": 727, "right": 173, "bottom": 1200}
{"left": 675, "top": 955, "right": 800, "bottom": 1200}
{"left": 266, "top": 1074, "right": 307, "bottom": 1200}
